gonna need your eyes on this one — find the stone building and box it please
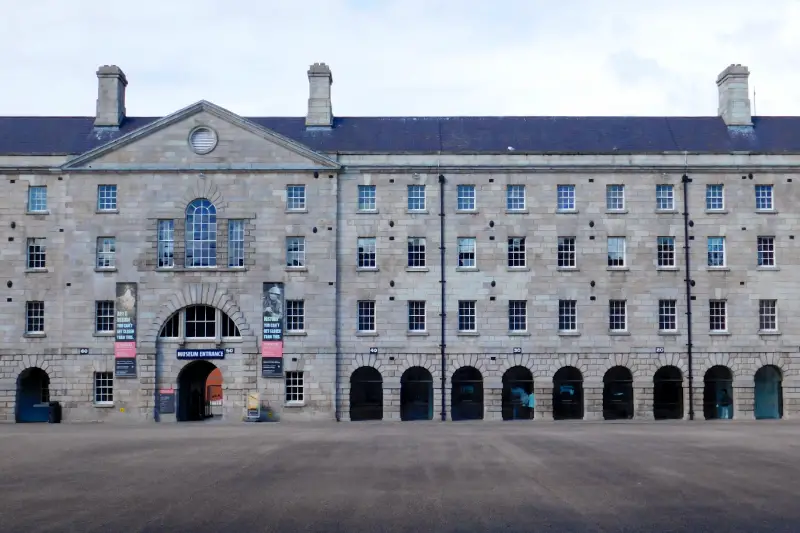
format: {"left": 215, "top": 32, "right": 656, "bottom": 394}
{"left": 0, "top": 62, "right": 797, "bottom": 423}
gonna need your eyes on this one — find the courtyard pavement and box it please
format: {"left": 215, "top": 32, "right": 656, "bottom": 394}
{"left": 0, "top": 420, "right": 798, "bottom": 532}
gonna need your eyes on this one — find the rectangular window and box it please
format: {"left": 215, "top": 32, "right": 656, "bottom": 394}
{"left": 457, "top": 184, "right": 476, "bottom": 211}
{"left": 407, "top": 185, "right": 426, "bottom": 211}
{"left": 286, "top": 185, "right": 306, "bottom": 211}
{"left": 508, "top": 300, "right": 527, "bottom": 331}
{"left": 659, "top": 299, "right": 677, "bottom": 331}
{"left": 557, "top": 237, "right": 576, "bottom": 268}
{"left": 657, "top": 236, "right": 675, "bottom": 268}
{"left": 285, "top": 371, "right": 304, "bottom": 404}
{"left": 558, "top": 300, "right": 577, "bottom": 332}
{"left": 709, "top": 300, "right": 727, "bottom": 331}
{"left": 506, "top": 185, "right": 526, "bottom": 211}
{"left": 706, "top": 184, "right": 724, "bottom": 211}
{"left": 507, "top": 237, "right": 526, "bottom": 268}
{"left": 358, "top": 185, "right": 376, "bottom": 211}
{"left": 26, "top": 238, "right": 46, "bottom": 269}
{"left": 609, "top": 300, "right": 627, "bottom": 331}
{"left": 755, "top": 185, "right": 773, "bottom": 211}
{"left": 357, "top": 300, "right": 376, "bottom": 332}
{"left": 157, "top": 220, "right": 174, "bottom": 268}
{"left": 357, "top": 237, "right": 377, "bottom": 268}
{"left": 228, "top": 220, "right": 244, "bottom": 268}
{"left": 757, "top": 236, "right": 775, "bottom": 267}
{"left": 457, "top": 237, "right": 476, "bottom": 268}
{"left": 458, "top": 300, "right": 476, "bottom": 332}
{"left": 607, "top": 237, "right": 626, "bottom": 267}
{"left": 606, "top": 184, "right": 625, "bottom": 211}
{"left": 96, "top": 237, "right": 116, "bottom": 269}
{"left": 656, "top": 184, "right": 674, "bottom": 210}
{"left": 408, "top": 301, "right": 426, "bottom": 331}
{"left": 27, "top": 186, "right": 47, "bottom": 213}
{"left": 25, "top": 301, "right": 44, "bottom": 334}
{"left": 286, "top": 300, "right": 305, "bottom": 332}
{"left": 97, "top": 184, "right": 118, "bottom": 211}
{"left": 707, "top": 237, "right": 726, "bottom": 267}
{"left": 185, "top": 305, "right": 216, "bottom": 339}
{"left": 407, "top": 237, "right": 426, "bottom": 268}
{"left": 759, "top": 299, "right": 777, "bottom": 331}
{"left": 286, "top": 237, "right": 306, "bottom": 268}
{"left": 95, "top": 300, "right": 115, "bottom": 333}
{"left": 94, "top": 372, "right": 114, "bottom": 405}
{"left": 557, "top": 184, "right": 575, "bottom": 211}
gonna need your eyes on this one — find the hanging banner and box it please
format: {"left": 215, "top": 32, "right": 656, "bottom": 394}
{"left": 261, "top": 282, "right": 284, "bottom": 378}
{"left": 114, "top": 282, "right": 138, "bottom": 378}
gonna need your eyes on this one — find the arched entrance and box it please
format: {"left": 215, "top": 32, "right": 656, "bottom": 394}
{"left": 502, "top": 366, "right": 534, "bottom": 420}
{"left": 754, "top": 365, "right": 783, "bottom": 420}
{"left": 350, "top": 367, "right": 383, "bottom": 421}
{"left": 401, "top": 367, "right": 433, "bottom": 421}
{"left": 553, "top": 366, "right": 583, "bottom": 420}
{"left": 16, "top": 368, "right": 50, "bottom": 423}
{"left": 451, "top": 366, "right": 483, "bottom": 421}
{"left": 653, "top": 366, "right": 684, "bottom": 420}
{"left": 603, "top": 366, "right": 634, "bottom": 420}
{"left": 177, "top": 361, "right": 219, "bottom": 422}
{"left": 703, "top": 365, "right": 733, "bottom": 420}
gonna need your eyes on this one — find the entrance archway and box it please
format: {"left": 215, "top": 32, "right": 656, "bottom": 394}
{"left": 177, "top": 361, "right": 219, "bottom": 422}
{"left": 553, "top": 366, "right": 583, "bottom": 420}
{"left": 502, "top": 366, "right": 534, "bottom": 420}
{"left": 401, "top": 367, "right": 433, "bottom": 421}
{"left": 703, "top": 365, "right": 733, "bottom": 420}
{"left": 754, "top": 365, "right": 783, "bottom": 420}
{"left": 350, "top": 367, "right": 383, "bottom": 421}
{"left": 16, "top": 368, "right": 50, "bottom": 423}
{"left": 653, "top": 366, "right": 683, "bottom": 420}
{"left": 451, "top": 366, "right": 483, "bottom": 421}
{"left": 603, "top": 366, "right": 634, "bottom": 420}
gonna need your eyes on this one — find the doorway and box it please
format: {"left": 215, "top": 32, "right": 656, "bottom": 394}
{"left": 16, "top": 367, "right": 50, "bottom": 423}
{"left": 350, "top": 367, "right": 383, "bottom": 421}
{"left": 401, "top": 367, "right": 433, "bottom": 421}
{"left": 703, "top": 365, "right": 733, "bottom": 420}
{"left": 653, "top": 366, "right": 684, "bottom": 420}
{"left": 502, "top": 366, "right": 534, "bottom": 420}
{"left": 451, "top": 366, "right": 483, "bottom": 421}
{"left": 754, "top": 365, "right": 783, "bottom": 420}
{"left": 177, "top": 360, "right": 219, "bottom": 422}
{"left": 553, "top": 366, "right": 583, "bottom": 420}
{"left": 603, "top": 366, "right": 634, "bottom": 420}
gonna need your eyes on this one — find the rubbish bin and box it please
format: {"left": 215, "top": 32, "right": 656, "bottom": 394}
{"left": 47, "top": 401, "right": 62, "bottom": 424}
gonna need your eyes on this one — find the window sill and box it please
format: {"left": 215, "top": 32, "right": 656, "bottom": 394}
{"left": 758, "top": 330, "right": 781, "bottom": 336}
{"left": 405, "top": 267, "right": 429, "bottom": 272}
{"left": 508, "top": 331, "right": 530, "bottom": 336}
{"left": 558, "top": 331, "right": 580, "bottom": 336}
{"left": 24, "top": 268, "right": 49, "bottom": 273}
{"left": 455, "top": 209, "right": 479, "bottom": 214}
{"left": 26, "top": 210, "right": 50, "bottom": 216}
{"left": 356, "top": 267, "right": 379, "bottom": 272}
{"left": 755, "top": 209, "right": 778, "bottom": 215}
{"left": 356, "top": 209, "right": 380, "bottom": 215}
{"left": 407, "top": 331, "right": 429, "bottom": 337}
{"left": 706, "top": 267, "right": 730, "bottom": 272}
{"left": 221, "top": 337, "right": 243, "bottom": 343}
{"left": 155, "top": 267, "right": 249, "bottom": 273}
{"left": 658, "top": 331, "right": 680, "bottom": 336}
{"left": 284, "top": 402, "right": 306, "bottom": 408}
{"left": 709, "top": 331, "right": 731, "bottom": 336}
{"left": 406, "top": 210, "right": 429, "bottom": 215}
{"left": 95, "top": 209, "right": 119, "bottom": 215}
{"left": 284, "top": 331, "right": 307, "bottom": 337}
{"left": 505, "top": 209, "right": 529, "bottom": 215}
{"left": 285, "top": 208, "right": 308, "bottom": 214}
{"left": 605, "top": 209, "right": 628, "bottom": 215}
{"left": 705, "top": 209, "right": 727, "bottom": 215}
{"left": 24, "top": 332, "right": 46, "bottom": 338}
{"left": 506, "top": 266, "right": 530, "bottom": 272}
{"left": 606, "top": 267, "right": 629, "bottom": 272}
{"left": 556, "top": 209, "right": 578, "bottom": 214}
{"left": 757, "top": 266, "right": 779, "bottom": 271}
{"left": 94, "top": 267, "right": 117, "bottom": 273}
{"left": 609, "top": 331, "right": 631, "bottom": 336}
{"left": 557, "top": 266, "right": 579, "bottom": 272}
{"left": 356, "top": 331, "right": 378, "bottom": 337}
{"left": 93, "top": 332, "right": 115, "bottom": 338}
{"left": 455, "top": 267, "right": 478, "bottom": 272}
{"left": 457, "top": 331, "right": 479, "bottom": 336}
{"left": 655, "top": 209, "right": 678, "bottom": 214}
{"left": 656, "top": 267, "right": 679, "bottom": 272}
{"left": 285, "top": 266, "right": 308, "bottom": 272}
{"left": 94, "top": 403, "right": 115, "bottom": 408}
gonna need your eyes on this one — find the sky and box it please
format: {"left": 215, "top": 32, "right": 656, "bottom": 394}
{"left": 0, "top": 0, "right": 798, "bottom": 118}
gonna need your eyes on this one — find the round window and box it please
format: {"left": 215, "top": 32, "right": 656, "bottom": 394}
{"left": 188, "top": 127, "right": 218, "bottom": 154}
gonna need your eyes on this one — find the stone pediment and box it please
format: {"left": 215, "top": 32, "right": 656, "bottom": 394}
{"left": 62, "top": 100, "right": 340, "bottom": 171}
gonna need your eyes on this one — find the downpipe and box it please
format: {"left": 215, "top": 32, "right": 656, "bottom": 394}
{"left": 438, "top": 174, "right": 447, "bottom": 422}
{"left": 682, "top": 174, "right": 695, "bottom": 421}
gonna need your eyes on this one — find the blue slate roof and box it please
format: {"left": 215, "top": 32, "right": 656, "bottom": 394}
{"left": 1, "top": 115, "right": 799, "bottom": 156}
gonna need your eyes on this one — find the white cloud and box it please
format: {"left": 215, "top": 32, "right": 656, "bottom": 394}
{"left": 0, "top": 0, "right": 797, "bottom": 117}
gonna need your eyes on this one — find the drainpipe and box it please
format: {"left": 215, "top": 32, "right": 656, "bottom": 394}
{"left": 682, "top": 173, "right": 694, "bottom": 420}
{"left": 334, "top": 172, "right": 342, "bottom": 422}
{"left": 438, "top": 174, "right": 447, "bottom": 422}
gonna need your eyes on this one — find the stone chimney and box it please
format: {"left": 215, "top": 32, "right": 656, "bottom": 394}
{"left": 95, "top": 65, "right": 128, "bottom": 128}
{"left": 306, "top": 62, "right": 333, "bottom": 128}
{"left": 716, "top": 64, "right": 752, "bottom": 126}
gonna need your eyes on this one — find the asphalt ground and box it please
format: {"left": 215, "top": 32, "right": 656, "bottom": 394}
{"left": 0, "top": 420, "right": 798, "bottom": 532}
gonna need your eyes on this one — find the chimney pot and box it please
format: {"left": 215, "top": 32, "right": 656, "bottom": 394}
{"left": 95, "top": 65, "right": 128, "bottom": 128}
{"left": 716, "top": 63, "right": 752, "bottom": 126}
{"left": 306, "top": 62, "right": 333, "bottom": 128}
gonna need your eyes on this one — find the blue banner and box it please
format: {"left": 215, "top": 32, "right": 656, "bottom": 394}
{"left": 177, "top": 349, "right": 225, "bottom": 360}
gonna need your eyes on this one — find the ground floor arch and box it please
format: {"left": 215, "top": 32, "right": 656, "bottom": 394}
{"left": 603, "top": 366, "right": 634, "bottom": 420}
{"left": 451, "top": 366, "right": 483, "bottom": 421}
{"left": 502, "top": 366, "right": 534, "bottom": 420}
{"left": 754, "top": 365, "right": 783, "bottom": 420}
{"left": 401, "top": 366, "right": 433, "bottom": 421}
{"left": 350, "top": 367, "right": 383, "bottom": 421}
{"left": 16, "top": 367, "right": 50, "bottom": 423}
{"left": 177, "top": 360, "right": 220, "bottom": 422}
{"left": 653, "top": 366, "right": 683, "bottom": 420}
{"left": 703, "top": 365, "right": 733, "bottom": 420}
{"left": 553, "top": 366, "right": 583, "bottom": 420}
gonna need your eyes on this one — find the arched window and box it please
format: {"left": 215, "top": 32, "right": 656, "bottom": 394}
{"left": 185, "top": 199, "right": 217, "bottom": 267}
{"left": 158, "top": 306, "right": 241, "bottom": 340}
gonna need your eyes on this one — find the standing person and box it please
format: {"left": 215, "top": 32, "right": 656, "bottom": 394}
{"left": 719, "top": 388, "right": 733, "bottom": 419}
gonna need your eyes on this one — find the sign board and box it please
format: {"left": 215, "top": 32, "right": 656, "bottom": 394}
{"left": 369, "top": 347, "right": 378, "bottom": 354}
{"left": 224, "top": 347, "right": 235, "bottom": 354}
{"left": 79, "top": 348, "right": 89, "bottom": 355}
{"left": 512, "top": 347, "right": 522, "bottom": 354}
{"left": 246, "top": 392, "right": 260, "bottom": 420}
{"left": 158, "top": 388, "right": 175, "bottom": 414}
{"left": 261, "top": 282, "right": 284, "bottom": 377}
{"left": 177, "top": 349, "right": 225, "bottom": 360}
{"left": 655, "top": 347, "right": 665, "bottom": 353}
{"left": 114, "top": 282, "right": 138, "bottom": 378}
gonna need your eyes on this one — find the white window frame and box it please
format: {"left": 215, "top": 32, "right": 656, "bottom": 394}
{"left": 157, "top": 220, "right": 175, "bottom": 268}
{"left": 408, "top": 300, "right": 426, "bottom": 332}
{"left": 157, "top": 306, "right": 242, "bottom": 342}
{"left": 94, "top": 371, "right": 114, "bottom": 406}
{"left": 285, "top": 300, "right": 305, "bottom": 332}
{"left": 407, "top": 237, "right": 426, "bottom": 268}
{"left": 95, "top": 300, "right": 115, "bottom": 334}
{"left": 357, "top": 237, "right": 377, "bottom": 269}
{"left": 506, "top": 185, "right": 526, "bottom": 211}
{"left": 755, "top": 185, "right": 774, "bottom": 211}
{"left": 557, "top": 236, "right": 576, "bottom": 268}
{"left": 457, "top": 300, "right": 476, "bottom": 332}
{"left": 228, "top": 220, "right": 245, "bottom": 268}
{"left": 557, "top": 184, "right": 576, "bottom": 211}
{"left": 759, "top": 299, "right": 777, "bottom": 332}
{"left": 456, "top": 184, "right": 476, "bottom": 211}
{"left": 606, "top": 184, "right": 625, "bottom": 211}
{"left": 285, "top": 371, "right": 304, "bottom": 405}
{"left": 357, "top": 300, "right": 376, "bottom": 332}
{"left": 558, "top": 300, "right": 577, "bottom": 332}
{"left": 96, "top": 237, "right": 116, "bottom": 269}
{"left": 658, "top": 299, "right": 677, "bottom": 332}
{"left": 656, "top": 184, "right": 674, "bottom": 211}
{"left": 607, "top": 237, "right": 626, "bottom": 268}
{"left": 457, "top": 237, "right": 476, "bottom": 268}
{"left": 286, "top": 185, "right": 306, "bottom": 211}
{"left": 358, "top": 185, "right": 377, "bottom": 212}
{"left": 26, "top": 237, "right": 46, "bottom": 270}
{"left": 609, "top": 300, "right": 627, "bottom": 332}
{"left": 507, "top": 237, "right": 526, "bottom": 268}
{"left": 97, "top": 184, "right": 118, "bottom": 212}
{"left": 706, "top": 184, "right": 724, "bottom": 211}
{"left": 757, "top": 236, "right": 775, "bottom": 267}
{"left": 286, "top": 237, "right": 306, "bottom": 268}
{"left": 25, "top": 301, "right": 44, "bottom": 334}
{"left": 508, "top": 300, "right": 527, "bottom": 332}
{"left": 707, "top": 237, "right": 726, "bottom": 267}
{"left": 407, "top": 185, "right": 426, "bottom": 211}
{"left": 657, "top": 236, "right": 675, "bottom": 268}
{"left": 184, "top": 199, "right": 217, "bottom": 268}
{"left": 709, "top": 300, "right": 727, "bottom": 332}
{"left": 27, "top": 186, "right": 47, "bottom": 213}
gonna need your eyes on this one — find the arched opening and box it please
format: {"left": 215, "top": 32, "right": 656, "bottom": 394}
{"left": 603, "top": 366, "right": 634, "bottom": 420}
{"left": 703, "top": 365, "right": 733, "bottom": 420}
{"left": 553, "top": 366, "right": 583, "bottom": 420}
{"left": 754, "top": 365, "right": 783, "bottom": 420}
{"left": 400, "top": 367, "right": 433, "bottom": 421}
{"left": 16, "top": 367, "right": 50, "bottom": 423}
{"left": 451, "top": 366, "right": 484, "bottom": 421}
{"left": 350, "top": 367, "right": 383, "bottom": 421}
{"left": 653, "top": 366, "right": 684, "bottom": 420}
{"left": 502, "top": 366, "right": 534, "bottom": 420}
{"left": 177, "top": 361, "right": 219, "bottom": 422}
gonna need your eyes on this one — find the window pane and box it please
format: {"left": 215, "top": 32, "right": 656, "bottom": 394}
{"left": 357, "top": 238, "right": 376, "bottom": 268}
{"left": 407, "top": 237, "right": 426, "bottom": 268}
{"left": 285, "top": 371, "right": 304, "bottom": 403}
{"left": 557, "top": 237, "right": 576, "bottom": 268}
{"left": 96, "top": 237, "right": 116, "bottom": 269}
{"left": 656, "top": 184, "right": 674, "bottom": 210}
{"left": 408, "top": 300, "right": 426, "bottom": 331}
{"left": 607, "top": 237, "right": 626, "bottom": 267}
{"left": 95, "top": 300, "right": 115, "bottom": 333}
{"left": 357, "top": 300, "right": 376, "bottom": 332}
{"left": 458, "top": 300, "right": 476, "bottom": 332}
{"left": 457, "top": 237, "right": 476, "bottom": 268}
{"left": 158, "top": 220, "right": 175, "bottom": 268}
{"left": 286, "top": 185, "right": 306, "bottom": 210}
{"left": 26, "top": 238, "right": 46, "bottom": 269}
{"left": 755, "top": 185, "right": 773, "bottom": 210}
{"left": 558, "top": 300, "right": 576, "bottom": 331}
{"left": 228, "top": 220, "right": 245, "bottom": 268}
{"left": 506, "top": 185, "right": 525, "bottom": 210}
{"left": 185, "top": 199, "right": 217, "bottom": 267}
{"left": 606, "top": 184, "right": 625, "bottom": 210}
{"left": 94, "top": 372, "right": 114, "bottom": 404}
{"left": 286, "top": 237, "right": 306, "bottom": 267}
{"left": 508, "top": 300, "right": 527, "bottom": 331}
{"left": 407, "top": 185, "right": 426, "bottom": 211}
{"left": 657, "top": 236, "right": 675, "bottom": 267}
{"left": 557, "top": 185, "right": 575, "bottom": 210}
{"left": 28, "top": 186, "right": 47, "bottom": 212}
{"left": 286, "top": 300, "right": 305, "bottom": 331}
{"left": 706, "top": 185, "right": 724, "bottom": 210}
{"left": 507, "top": 237, "right": 526, "bottom": 268}
{"left": 97, "top": 185, "right": 118, "bottom": 211}
{"left": 707, "top": 237, "right": 725, "bottom": 267}
{"left": 457, "top": 185, "right": 476, "bottom": 210}
{"left": 26, "top": 301, "right": 44, "bottom": 333}
{"left": 757, "top": 236, "right": 775, "bottom": 267}
{"left": 185, "top": 305, "right": 216, "bottom": 338}
{"left": 609, "top": 300, "right": 627, "bottom": 330}
{"left": 358, "top": 185, "right": 376, "bottom": 211}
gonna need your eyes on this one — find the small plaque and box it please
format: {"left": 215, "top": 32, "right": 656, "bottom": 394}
{"left": 655, "top": 347, "right": 665, "bottom": 353}
{"left": 369, "top": 347, "right": 379, "bottom": 354}
{"left": 512, "top": 347, "right": 522, "bottom": 354}
{"left": 79, "top": 348, "right": 89, "bottom": 355}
